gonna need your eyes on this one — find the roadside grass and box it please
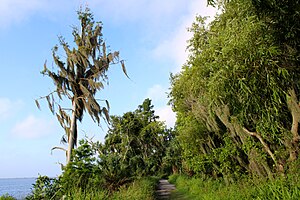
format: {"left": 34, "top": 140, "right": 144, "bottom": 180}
{"left": 169, "top": 190, "right": 190, "bottom": 200}
{"left": 111, "top": 176, "right": 158, "bottom": 200}
{"left": 63, "top": 176, "right": 159, "bottom": 200}
{"left": 169, "top": 174, "right": 300, "bottom": 200}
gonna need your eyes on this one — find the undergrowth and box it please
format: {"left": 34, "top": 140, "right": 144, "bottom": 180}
{"left": 169, "top": 174, "right": 300, "bottom": 200}
{"left": 26, "top": 176, "right": 159, "bottom": 200}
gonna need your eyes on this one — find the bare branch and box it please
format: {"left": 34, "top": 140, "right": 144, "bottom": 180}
{"left": 242, "top": 127, "right": 277, "bottom": 165}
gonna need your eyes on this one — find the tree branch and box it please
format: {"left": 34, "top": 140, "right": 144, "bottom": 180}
{"left": 242, "top": 127, "right": 277, "bottom": 165}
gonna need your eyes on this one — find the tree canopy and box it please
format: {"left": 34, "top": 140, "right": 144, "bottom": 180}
{"left": 37, "top": 8, "right": 127, "bottom": 163}
{"left": 170, "top": 0, "right": 300, "bottom": 180}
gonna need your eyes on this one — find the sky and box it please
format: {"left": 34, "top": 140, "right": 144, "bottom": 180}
{"left": 0, "top": 0, "right": 216, "bottom": 178}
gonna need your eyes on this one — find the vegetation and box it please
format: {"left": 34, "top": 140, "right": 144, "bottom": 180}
{"left": 0, "top": 195, "right": 16, "bottom": 200}
{"left": 27, "top": 0, "right": 300, "bottom": 198}
{"left": 169, "top": 174, "right": 300, "bottom": 200}
{"left": 36, "top": 7, "right": 128, "bottom": 163}
{"left": 27, "top": 99, "right": 171, "bottom": 199}
{"left": 26, "top": 176, "right": 158, "bottom": 200}
{"left": 169, "top": 0, "right": 300, "bottom": 180}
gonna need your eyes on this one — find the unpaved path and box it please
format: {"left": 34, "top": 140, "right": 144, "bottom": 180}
{"left": 155, "top": 179, "right": 176, "bottom": 199}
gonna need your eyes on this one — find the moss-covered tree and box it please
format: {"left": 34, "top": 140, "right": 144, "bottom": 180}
{"left": 170, "top": 0, "right": 300, "bottom": 179}
{"left": 36, "top": 8, "right": 128, "bottom": 164}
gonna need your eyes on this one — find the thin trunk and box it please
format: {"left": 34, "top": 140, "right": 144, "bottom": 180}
{"left": 287, "top": 89, "right": 300, "bottom": 161}
{"left": 67, "top": 101, "right": 77, "bottom": 164}
{"left": 242, "top": 128, "right": 277, "bottom": 166}
{"left": 215, "top": 105, "right": 277, "bottom": 167}
{"left": 215, "top": 106, "right": 244, "bottom": 145}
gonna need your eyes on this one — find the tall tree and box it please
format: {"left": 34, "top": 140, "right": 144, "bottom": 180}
{"left": 36, "top": 8, "right": 128, "bottom": 164}
{"left": 99, "top": 99, "right": 171, "bottom": 179}
{"left": 170, "top": 0, "right": 300, "bottom": 178}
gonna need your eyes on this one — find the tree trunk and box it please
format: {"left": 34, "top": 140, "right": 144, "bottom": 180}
{"left": 242, "top": 128, "right": 277, "bottom": 166}
{"left": 67, "top": 100, "right": 77, "bottom": 164}
{"left": 287, "top": 89, "right": 300, "bottom": 162}
{"left": 215, "top": 105, "right": 277, "bottom": 167}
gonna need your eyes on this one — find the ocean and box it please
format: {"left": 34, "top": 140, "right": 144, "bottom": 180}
{"left": 0, "top": 178, "right": 36, "bottom": 200}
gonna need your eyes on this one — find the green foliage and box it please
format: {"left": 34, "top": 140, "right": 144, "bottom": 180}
{"left": 59, "top": 140, "right": 101, "bottom": 191}
{"left": 26, "top": 176, "right": 61, "bottom": 200}
{"left": 169, "top": 0, "right": 300, "bottom": 179}
{"left": 100, "top": 98, "right": 175, "bottom": 182}
{"left": 0, "top": 195, "right": 16, "bottom": 200}
{"left": 169, "top": 174, "right": 300, "bottom": 200}
{"left": 63, "top": 188, "right": 108, "bottom": 200}
{"left": 28, "top": 99, "right": 174, "bottom": 199}
{"left": 27, "top": 175, "right": 158, "bottom": 200}
{"left": 110, "top": 177, "right": 158, "bottom": 200}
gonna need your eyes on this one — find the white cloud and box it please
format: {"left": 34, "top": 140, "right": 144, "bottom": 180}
{"left": 89, "top": 0, "right": 187, "bottom": 24}
{"left": 0, "top": 98, "right": 23, "bottom": 120}
{"left": 156, "top": 105, "right": 176, "bottom": 127}
{"left": 0, "top": 0, "right": 79, "bottom": 28}
{"left": 152, "top": 0, "right": 217, "bottom": 72}
{"left": 145, "top": 84, "right": 176, "bottom": 127}
{"left": 11, "top": 115, "right": 55, "bottom": 139}
{"left": 146, "top": 84, "right": 167, "bottom": 102}
{"left": 0, "top": 0, "right": 43, "bottom": 27}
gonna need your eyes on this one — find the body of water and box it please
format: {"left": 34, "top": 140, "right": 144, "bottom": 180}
{"left": 0, "top": 178, "right": 36, "bottom": 200}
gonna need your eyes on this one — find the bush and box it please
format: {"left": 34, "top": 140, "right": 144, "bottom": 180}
{"left": 26, "top": 175, "right": 61, "bottom": 200}
{"left": 0, "top": 194, "right": 16, "bottom": 200}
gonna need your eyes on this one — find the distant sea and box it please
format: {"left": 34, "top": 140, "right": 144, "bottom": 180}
{"left": 0, "top": 178, "right": 36, "bottom": 200}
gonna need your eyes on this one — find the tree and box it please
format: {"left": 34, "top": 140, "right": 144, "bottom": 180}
{"left": 170, "top": 0, "right": 300, "bottom": 178}
{"left": 99, "top": 99, "right": 172, "bottom": 180}
{"left": 36, "top": 7, "right": 128, "bottom": 164}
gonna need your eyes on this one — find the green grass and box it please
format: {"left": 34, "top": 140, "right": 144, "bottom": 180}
{"left": 64, "top": 189, "right": 108, "bottom": 200}
{"left": 168, "top": 174, "right": 300, "bottom": 200}
{"left": 62, "top": 176, "right": 159, "bottom": 200}
{"left": 111, "top": 176, "right": 159, "bottom": 200}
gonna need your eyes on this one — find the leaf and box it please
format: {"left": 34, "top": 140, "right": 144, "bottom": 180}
{"left": 102, "top": 107, "right": 110, "bottom": 123}
{"left": 79, "top": 83, "right": 91, "bottom": 97}
{"left": 56, "top": 113, "right": 65, "bottom": 128}
{"left": 60, "top": 135, "right": 68, "bottom": 144}
{"left": 35, "top": 99, "right": 41, "bottom": 110}
{"left": 51, "top": 146, "right": 67, "bottom": 155}
{"left": 105, "top": 100, "right": 110, "bottom": 111}
{"left": 107, "top": 53, "right": 113, "bottom": 62}
{"left": 41, "top": 60, "right": 48, "bottom": 74}
{"left": 57, "top": 89, "right": 63, "bottom": 100}
{"left": 46, "top": 95, "right": 54, "bottom": 114}
{"left": 120, "top": 60, "right": 130, "bottom": 79}
{"left": 103, "top": 42, "right": 106, "bottom": 59}
{"left": 113, "top": 51, "right": 120, "bottom": 60}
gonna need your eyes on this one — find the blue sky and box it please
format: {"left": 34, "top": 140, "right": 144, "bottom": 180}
{"left": 0, "top": 0, "right": 216, "bottom": 178}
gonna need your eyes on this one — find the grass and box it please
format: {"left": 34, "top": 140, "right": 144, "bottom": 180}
{"left": 169, "top": 190, "right": 190, "bottom": 200}
{"left": 168, "top": 174, "right": 300, "bottom": 200}
{"left": 111, "top": 176, "right": 159, "bottom": 200}
{"left": 62, "top": 176, "right": 159, "bottom": 200}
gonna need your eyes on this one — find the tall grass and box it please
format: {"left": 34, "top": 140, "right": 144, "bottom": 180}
{"left": 63, "top": 176, "right": 159, "bottom": 200}
{"left": 169, "top": 174, "right": 300, "bottom": 200}
{"left": 111, "top": 176, "right": 158, "bottom": 200}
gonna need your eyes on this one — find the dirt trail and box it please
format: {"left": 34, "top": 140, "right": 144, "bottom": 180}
{"left": 155, "top": 179, "right": 176, "bottom": 199}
